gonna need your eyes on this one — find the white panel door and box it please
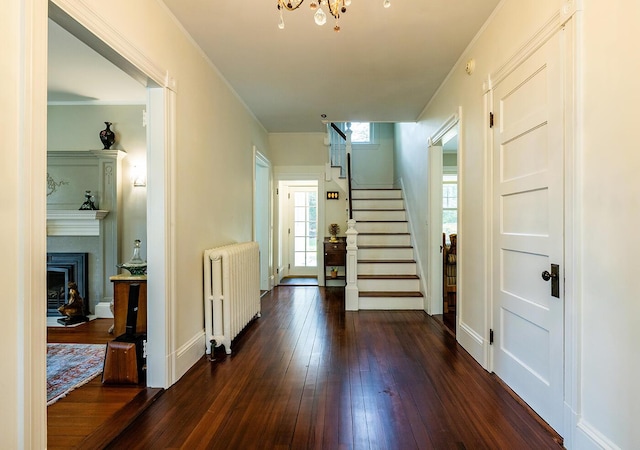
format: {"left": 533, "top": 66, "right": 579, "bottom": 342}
{"left": 492, "top": 31, "right": 564, "bottom": 432}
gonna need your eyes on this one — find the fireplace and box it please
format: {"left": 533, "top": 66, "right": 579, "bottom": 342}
{"left": 47, "top": 253, "right": 88, "bottom": 317}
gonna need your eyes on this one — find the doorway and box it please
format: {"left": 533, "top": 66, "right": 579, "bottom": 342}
{"left": 427, "top": 111, "right": 461, "bottom": 328}
{"left": 441, "top": 130, "right": 458, "bottom": 334}
{"left": 276, "top": 177, "right": 322, "bottom": 284}
{"left": 254, "top": 148, "right": 272, "bottom": 292}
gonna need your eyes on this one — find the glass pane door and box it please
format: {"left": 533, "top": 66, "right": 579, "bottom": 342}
{"left": 289, "top": 187, "right": 317, "bottom": 275}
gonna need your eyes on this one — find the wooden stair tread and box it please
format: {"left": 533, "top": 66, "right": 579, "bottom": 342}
{"left": 353, "top": 208, "right": 405, "bottom": 211}
{"left": 355, "top": 220, "right": 408, "bottom": 223}
{"left": 359, "top": 245, "right": 413, "bottom": 249}
{"left": 358, "top": 232, "right": 410, "bottom": 235}
{"left": 353, "top": 198, "right": 404, "bottom": 201}
{"left": 358, "top": 259, "right": 416, "bottom": 264}
{"left": 358, "top": 275, "right": 419, "bottom": 280}
{"left": 359, "top": 291, "right": 424, "bottom": 297}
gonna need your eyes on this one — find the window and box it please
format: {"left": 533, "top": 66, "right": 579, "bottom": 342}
{"left": 349, "top": 122, "right": 371, "bottom": 143}
{"left": 443, "top": 173, "right": 457, "bottom": 244}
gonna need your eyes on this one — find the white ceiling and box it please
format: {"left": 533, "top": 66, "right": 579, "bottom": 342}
{"left": 48, "top": 0, "right": 500, "bottom": 132}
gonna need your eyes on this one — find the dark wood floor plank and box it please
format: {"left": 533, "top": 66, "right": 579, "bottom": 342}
{"left": 47, "top": 318, "right": 162, "bottom": 449}
{"left": 108, "top": 286, "right": 562, "bottom": 450}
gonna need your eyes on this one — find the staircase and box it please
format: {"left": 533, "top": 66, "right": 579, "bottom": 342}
{"left": 352, "top": 188, "right": 424, "bottom": 310}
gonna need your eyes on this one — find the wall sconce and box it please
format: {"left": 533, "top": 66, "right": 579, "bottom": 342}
{"left": 132, "top": 165, "right": 147, "bottom": 187}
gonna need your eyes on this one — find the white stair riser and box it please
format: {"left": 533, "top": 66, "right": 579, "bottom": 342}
{"left": 353, "top": 210, "right": 406, "bottom": 221}
{"left": 352, "top": 190, "right": 402, "bottom": 199}
{"left": 359, "top": 247, "right": 414, "bottom": 260}
{"left": 358, "top": 262, "right": 416, "bottom": 275}
{"left": 358, "top": 296, "right": 424, "bottom": 310}
{"left": 359, "top": 278, "right": 420, "bottom": 292}
{"left": 356, "top": 222, "right": 408, "bottom": 233}
{"left": 352, "top": 199, "right": 405, "bottom": 210}
{"left": 358, "top": 234, "right": 411, "bottom": 246}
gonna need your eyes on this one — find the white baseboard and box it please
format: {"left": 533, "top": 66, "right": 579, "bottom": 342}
{"left": 94, "top": 301, "right": 113, "bottom": 318}
{"left": 457, "top": 320, "right": 486, "bottom": 367}
{"left": 573, "top": 418, "right": 620, "bottom": 450}
{"left": 174, "top": 330, "right": 206, "bottom": 383}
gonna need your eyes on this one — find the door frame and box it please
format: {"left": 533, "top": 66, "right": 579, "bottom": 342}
{"left": 253, "top": 148, "right": 273, "bottom": 290}
{"left": 484, "top": 12, "right": 579, "bottom": 440}
{"left": 274, "top": 171, "right": 325, "bottom": 285}
{"left": 427, "top": 110, "right": 461, "bottom": 317}
{"left": 20, "top": 1, "right": 177, "bottom": 443}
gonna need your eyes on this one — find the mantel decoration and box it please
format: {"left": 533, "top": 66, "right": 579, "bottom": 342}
{"left": 117, "top": 239, "right": 147, "bottom": 275}
{"left": 79, "top": 190, "right": 98, "bottom": 210}
{"left": 329, "top": 223, "right": 340, "bottom": 242}
{"left": 277, "top": 0, "right": 390, "bottom": 32}
{"left": 47, "top": 173, "right": 68, "bottom": 197}
{"left": 99, "top": 121, "right": 115, "bottom": 149}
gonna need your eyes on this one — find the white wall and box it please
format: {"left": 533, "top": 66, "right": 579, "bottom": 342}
{"left": 351, "top": 123, "right": 395, "bottom": 188}
{"left": 577, "top": 2, "right": 640, "bottom": 448}
{"left": 396, "top": 0, "right": 640, "bottom": 448}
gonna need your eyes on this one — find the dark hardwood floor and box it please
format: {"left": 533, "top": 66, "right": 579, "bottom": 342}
{"left": 47, "top": 318, "right": 162, "bottom": 449}
{"left": 107, "top": 286, "right": 563, "bottom": 449}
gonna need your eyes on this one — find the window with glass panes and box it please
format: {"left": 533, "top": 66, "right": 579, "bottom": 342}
{"left": 443, "top": 174, "right": 458, "bottom": 244}
{"left": 293, "top": 191, "right": 317, "bottom": 267}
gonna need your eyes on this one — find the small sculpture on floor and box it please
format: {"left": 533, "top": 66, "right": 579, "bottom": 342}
{"left": 57, "top": 282, "right": 89, "bottom": 326}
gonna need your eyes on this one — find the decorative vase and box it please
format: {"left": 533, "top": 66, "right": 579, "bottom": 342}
{"left": 331, "top": 269, "right": 338, "bottom": 279}
{"left": 117, "top": 239, "right": 147, "bottom": 275}
{"left": 99, "top": 121, "right": 115, "bottom": 149}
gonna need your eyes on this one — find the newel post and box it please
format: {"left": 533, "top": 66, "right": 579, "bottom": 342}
{"left": 345, "top": 218, "right": 359, "bottom": 311}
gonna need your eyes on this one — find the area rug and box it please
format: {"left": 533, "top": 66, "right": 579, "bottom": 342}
{"left": 47, "top": 343, "right": 105, "bottom": 406}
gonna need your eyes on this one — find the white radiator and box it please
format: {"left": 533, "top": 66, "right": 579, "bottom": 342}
{"left": 203, "top": 242, "right": 261, "bottom": 355}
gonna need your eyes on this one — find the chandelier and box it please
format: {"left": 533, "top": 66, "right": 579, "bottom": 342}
{"left": 277, "top": 0, "right": 391, "bottom": 32}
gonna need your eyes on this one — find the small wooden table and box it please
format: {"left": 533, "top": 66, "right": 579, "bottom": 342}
{"left": 110, "top": 275, "right": 147, "bottom": 336}
{"left": 324, "top": 238, "right": 346, "bottom": 286}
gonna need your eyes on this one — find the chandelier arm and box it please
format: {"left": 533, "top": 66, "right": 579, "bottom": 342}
{"left": 278, "top": 0, "right": 305, "bottom": 12}
{"left": 327, "top": 0, "right": 344, "bottom": 19}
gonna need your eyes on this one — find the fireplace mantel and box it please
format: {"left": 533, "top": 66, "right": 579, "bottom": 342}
{"left": 47, "top": 210, "right": 109, "bottom": 236}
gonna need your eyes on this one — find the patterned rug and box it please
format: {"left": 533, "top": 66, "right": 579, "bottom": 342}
{"left": 47, "top": 343, "right": 105, "bottom": 406}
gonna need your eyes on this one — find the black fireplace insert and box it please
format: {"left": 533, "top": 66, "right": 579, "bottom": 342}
{"left": 46, "top": 253, "right": 88, "bottom": 317}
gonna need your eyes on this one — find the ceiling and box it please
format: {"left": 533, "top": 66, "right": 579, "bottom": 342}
{"left": 48, "top": 0, "right": 500, "bottom": 132}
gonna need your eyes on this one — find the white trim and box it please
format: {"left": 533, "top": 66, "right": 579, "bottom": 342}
{"left": 575, "top": 419, "right": 621, "bottom": 450}
{"left": 20, "top": 0, "right": 49, "bottom": 446}
{"left": 484, "top": 8, "right": 564, "bottom": 92}
{"left": 48, "top": 0, "right": 178, "bottom": 391}
{"left": 426, "top": 110, "right": 461, "bottom": 317}
{"left": 46, "top": 210, "right": 109, "bottom": 235}
{"left": 49, "top": 0, "right": 169, "bottom": 90}
{"left": 253, "top": 148, "right": 273, "bottom": 291}
{"left": 426, "top": 144, "right": 443, "bottom": 315}
{"left": 273, "top": 168, "right": 325, "bottom": 285}
{"left": 398, "top": 177, "right": 427, "bottom": 310}
{"left": 428, "top": 113, "right": 459, "bottom": 147}
{"left": 174, "top": 331, "right": 207, "bottom": 383}
{"left": 457, "top": 321, "right": 486, "bottom": 364}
